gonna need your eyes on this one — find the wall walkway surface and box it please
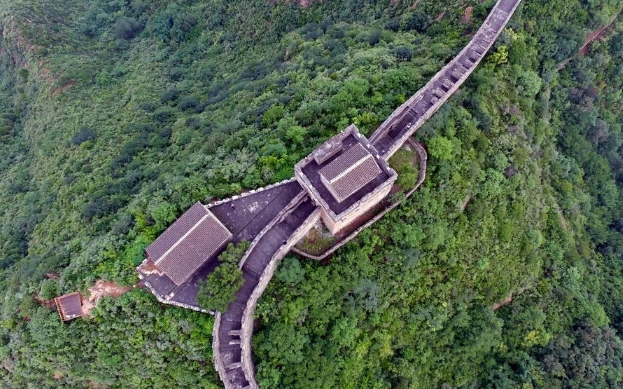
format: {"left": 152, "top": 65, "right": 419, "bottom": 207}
{"left": 212, "top": 191, "right": 320, "bottom": 389}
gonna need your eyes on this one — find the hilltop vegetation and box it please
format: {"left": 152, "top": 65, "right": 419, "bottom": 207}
{"left": 0, "top": 0, "right": 623, "bottom": 388}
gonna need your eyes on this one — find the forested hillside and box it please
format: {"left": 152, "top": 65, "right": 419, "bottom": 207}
{"left": 1, "top": 0, "right": 623, "bottom": 388}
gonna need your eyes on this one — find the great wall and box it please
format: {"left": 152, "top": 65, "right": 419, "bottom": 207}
{"left": 136, "top": 0, "right": 522, "bottom": 387}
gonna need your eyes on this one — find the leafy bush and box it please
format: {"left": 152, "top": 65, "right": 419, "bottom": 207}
{"left": 393, "top": 46, "right": 413, "bottom": 62}
{"left": 385, "top": 17, "right": 400, "bottom": 32}
{"left": 403, "top": 11, "right": 430, "bottom": 33}
{"left": 153, "top": 107, "right": 175, "bottom": 123}
{"left": 70, "top": 128, "right": 97, "bottom": 146}
{"left": 179, "top": 96, "right": 200, "bottom": 111}
{"left": 113, "top": 17, "right": 143, "bottom": 40}
{"left": 39, "top": 280, "right": 57, "bottom": 300}
{"left": 275, "top": 256, "right": 305, "bottom": 285}
{"left": 197, "top": 241, "right": 249, "bottom": 312}
{"left": 368, "top": 30, "right": 381, "bottom": 46}
{"left": 160, "top": 88, "right": 180, "bottom": 104}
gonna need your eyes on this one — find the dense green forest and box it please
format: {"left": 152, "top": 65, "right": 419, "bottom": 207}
{"left": 1, "top": 0, "right": 623, "bottom": 387}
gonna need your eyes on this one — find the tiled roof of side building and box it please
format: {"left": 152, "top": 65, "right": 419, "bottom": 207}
{"left": 155, "top": 213, "right": 232, "bottom": 286}
{"left": 145, "top": 202, "right": 208, "bottom": 262}
{"left": 324, "top": 156, "right": 382, "bottom": 202}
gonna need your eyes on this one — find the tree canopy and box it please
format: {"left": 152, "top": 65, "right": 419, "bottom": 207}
{"left": 197, "top": 241, "right": 250, "bottom": 312}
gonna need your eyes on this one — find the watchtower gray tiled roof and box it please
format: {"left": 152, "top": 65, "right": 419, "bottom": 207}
{"left": 319, "top": 143, "right": 367, "bottom": 181}
{"left": 319, "top": 143, "right": 382, "bottom": 202}
{"left": 295, "top": 124, "right": 396, "bottom": 220}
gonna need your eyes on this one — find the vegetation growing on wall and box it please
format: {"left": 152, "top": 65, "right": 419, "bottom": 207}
{"left": 198, "top": 241, "right": 250, "bottom": 312}
{"left": 388, "top": 147, "right": 418, "bottom": 190}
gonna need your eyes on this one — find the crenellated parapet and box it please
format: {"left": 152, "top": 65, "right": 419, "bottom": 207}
{"left": 212, "top": 191, "right": 319, "bottom": 389}
{"left": 238, "top": 205, "right": 321, "bottom": 388}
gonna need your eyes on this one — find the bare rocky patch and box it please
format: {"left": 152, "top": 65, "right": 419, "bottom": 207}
{"left": 81, "top": 280, "right": 133, "bottom": 317}
{"left": 580, "top": 7, "right": 622, "bottom": 56}
{"left": 492, "top": 286, "right": 527, "bottom": 310}
{"left": 462, "top": 6, "right": 473, "bottom": 24}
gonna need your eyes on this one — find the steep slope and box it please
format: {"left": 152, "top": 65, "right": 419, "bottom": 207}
{"left": 0, "top": 0, "right": 622, "bottom": 388}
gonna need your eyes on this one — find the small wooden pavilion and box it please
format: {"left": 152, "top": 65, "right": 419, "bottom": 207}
{"left": 54, "top": 292, "right": 84, "bottom": 321}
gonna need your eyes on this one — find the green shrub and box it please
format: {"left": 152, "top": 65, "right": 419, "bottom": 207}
{"left": 113, "top": 17, "right": 143, "bottom": 40}
{"left": 71, "top": 128, "right": 97, "bottom": 146}
{"left": 39, "top": 280, "right": 58, "bottom": 300}
{"left": 197, "top": 242, "right": 250, "bottom": 312}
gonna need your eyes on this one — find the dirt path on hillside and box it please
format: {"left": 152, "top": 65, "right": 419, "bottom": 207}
{"left": 81, "top": 280, "right": 133, "bottom": 317}
{"left": 492, "top": 286, "right": 527, "bottom": 310}
{"left": 580, "top": 9, "right": 623, "bottom": 56}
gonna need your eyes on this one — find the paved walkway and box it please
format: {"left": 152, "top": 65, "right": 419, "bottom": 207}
{"left": 210, "top": 180, "right": 303, "bottom": 243}
{"left": 213, "top": 191, "right": 318, "bottom": 389}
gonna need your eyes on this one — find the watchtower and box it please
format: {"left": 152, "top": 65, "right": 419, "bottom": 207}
{"left": 295, "top": 124, "right": 397, "bottom": 235}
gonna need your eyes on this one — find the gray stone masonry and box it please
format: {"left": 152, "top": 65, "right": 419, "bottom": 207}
{"left": 292, "top": 139, "right": 428, "bottom": 261}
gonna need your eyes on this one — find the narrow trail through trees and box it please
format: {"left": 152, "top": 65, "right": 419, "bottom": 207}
{"left": 579, "top": 7, "right": 623, "bottom": 56}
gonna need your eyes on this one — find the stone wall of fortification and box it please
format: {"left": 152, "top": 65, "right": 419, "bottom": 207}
{"left": 137, "top": 275, "right": 212, "bottom": 313}
{"left": 146, "top": 2, "right": 522, "bottom": 389}
{"left": 212, "top": 191, "right": 311, "bottom": 389}
{"left": 238, "top": 190, "right": 307, "bottom": 269}
{"left": 206, "top": 178, "right": 297, "bottom": 209}
{"left": 369, "top": 0, "right": 521, "bottom": 160}
{"left": 239, "top": 207, "right": 321, "bottom": 389}
{"left": 322, "top": 183, "right": 393, "bottom": 234}
{"left": 211, "top": 311, "right": 224, "bottom": 381}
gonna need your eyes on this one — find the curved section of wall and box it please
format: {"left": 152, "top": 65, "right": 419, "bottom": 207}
{"left": 239, "top": 203, "right": 321, "bottom": 388}
{"left": 369, "top": 0, "right": 522, "bottom": 159}
{"left": 212, "top": 192, "right": 320, "bottom": 389}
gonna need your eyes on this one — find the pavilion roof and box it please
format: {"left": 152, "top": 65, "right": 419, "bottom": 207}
{"left": 55, "top": 292, "right": 83, "bottom": 321}
{"left": 319, "top": 143, "right": 382, "bottom": 202}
